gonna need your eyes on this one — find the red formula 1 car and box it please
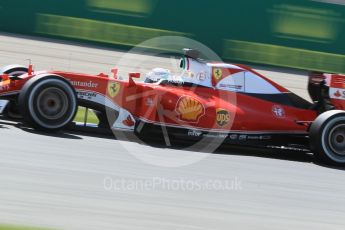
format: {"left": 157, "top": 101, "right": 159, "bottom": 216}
{"left": 0, "top": 50, "right": 344, "bottom": 165}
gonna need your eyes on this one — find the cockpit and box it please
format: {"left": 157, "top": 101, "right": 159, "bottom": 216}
{"left": 143, "top": 49, "right": 282, "bottom": 95}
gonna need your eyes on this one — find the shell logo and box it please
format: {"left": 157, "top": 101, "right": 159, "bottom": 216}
{"left": 175, "top": 96, "right": 205, "bottom": 122}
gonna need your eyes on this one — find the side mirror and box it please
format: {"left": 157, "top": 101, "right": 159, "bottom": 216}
{"left": 129, "top": 72, "right": 140, "bottom": 79}
{"left": 128, "top": 72, "right": 140, "bottom": 87}
{"left": 111, "top": 67, "right": 118, "bottom": 79}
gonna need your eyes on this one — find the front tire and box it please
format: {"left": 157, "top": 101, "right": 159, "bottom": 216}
{"left": 310, "top": 110, "right": 345, "bottom": 165}
{"left": 18, "top": 74, "right": 77, "bottom": 131}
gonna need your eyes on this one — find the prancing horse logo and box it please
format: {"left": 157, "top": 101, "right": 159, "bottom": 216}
{"left": 108, "top": 82, "right": 121, "bottom": 98}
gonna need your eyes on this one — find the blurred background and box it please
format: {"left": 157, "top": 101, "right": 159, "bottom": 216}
{"left": 0, "top": 0, "right": 344, "bottom": 72}
{"left": 1, "top": 1, "right": 345, "bottom": 230}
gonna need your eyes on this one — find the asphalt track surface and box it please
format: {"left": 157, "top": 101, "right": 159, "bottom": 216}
{"left": 1, "top": 33, "right": 345, "bottom": 230}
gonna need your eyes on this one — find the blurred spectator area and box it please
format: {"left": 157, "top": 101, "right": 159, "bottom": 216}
{"left": 0, "top": 0, "right": 344, "bottom": 73}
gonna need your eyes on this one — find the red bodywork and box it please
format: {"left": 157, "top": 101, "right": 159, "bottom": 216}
{"left": 329, "top": 74, "right": 345, "bottom": 110}
{"left": 309, "top": 72, "right": 345, "bottom": 110}
{"left": 0, "top": 63, "right": 320, "bottom": 135}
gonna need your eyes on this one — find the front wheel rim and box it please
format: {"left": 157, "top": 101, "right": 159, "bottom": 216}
{"left": 36, "top": 87, "right": 69, "bottom": 120}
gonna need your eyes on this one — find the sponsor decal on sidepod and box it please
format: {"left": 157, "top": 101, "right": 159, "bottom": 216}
{"left": 272, "top": 105, "right": 285, "bottom": 118}
{"left": 175, "top": 96, "right": 205, "bottom": 123}
{"left": 216, "top": 109, "right": 230, "bottom": 127}
{"left": 77, "top": 91, "right": 97, "bottom": 99}
{"left": 70, "top": 81, "right": 98, "bottom": 88}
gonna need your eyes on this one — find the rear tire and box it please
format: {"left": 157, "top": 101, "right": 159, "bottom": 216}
{"left": 310, "top": 110, "right": 345, "bottom": 165}
{"left": 18, "top": 74, "right": 77, "bottom": 131}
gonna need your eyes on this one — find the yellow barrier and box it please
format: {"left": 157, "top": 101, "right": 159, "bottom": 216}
{"left": 223, "top": 39, "right": 345, "bottom": 73}
{"left": 87, "top": 0, "right": 157, "bottom": 16}
{"left": 36, "top": 14, "right": 187, "bottom": 49}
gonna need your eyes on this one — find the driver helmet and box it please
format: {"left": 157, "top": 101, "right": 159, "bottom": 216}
{"left": 144, "top": 68, "right": 171, "bottom": 83}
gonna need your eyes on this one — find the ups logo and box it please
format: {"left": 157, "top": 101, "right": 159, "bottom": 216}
{"left": 216, "top": 109, "right": 230, "bottom": 127}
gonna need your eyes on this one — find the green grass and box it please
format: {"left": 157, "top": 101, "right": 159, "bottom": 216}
{"left": 74, "top": 107, "right": 99, "bottom": 124}
{"left": 0, "top": 224, "right": 53, "bottom": 230}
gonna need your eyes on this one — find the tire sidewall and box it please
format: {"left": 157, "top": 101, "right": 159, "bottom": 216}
{"left": 321, "top": 117, "right": 345, "bottom": 163}
{"left": 19, "top": 75, "right": 77, "bottom": 130}
{"left": 310, "top": 111, "right": 345, "bottom": 165}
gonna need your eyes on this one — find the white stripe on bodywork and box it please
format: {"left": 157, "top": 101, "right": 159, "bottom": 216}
{"left": 215, "top": 71, "right": 281, "bottom": 94}
{"left": 77, "top": 89, "right": 120, "bottom": 111}
{"left": 139, "top": 117, "right": 307, "bottom": 134}
{"left": 207, "top": 63, "right": 244, "bottom": 69}
{"left": 244, "top": 71, "right": 281, "bottom": 94}
{"left": 0, "top": 100, "right": 9, "bottom": 113}
{"left": 76, "top": 89, "right": 134, "bottom": 131}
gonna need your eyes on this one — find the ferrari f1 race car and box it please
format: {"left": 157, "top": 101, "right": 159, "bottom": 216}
{"left": 0, "top": 49, "right": 344, "bottom": 165}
